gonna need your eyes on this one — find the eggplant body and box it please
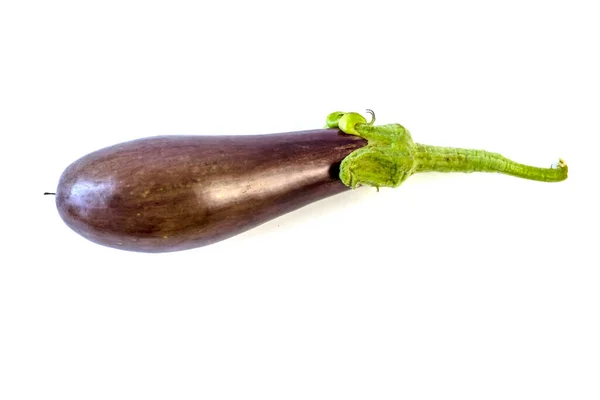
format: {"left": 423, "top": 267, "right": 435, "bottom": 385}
{"left": 56, "top": 129, "right": 366, "bottom": 252}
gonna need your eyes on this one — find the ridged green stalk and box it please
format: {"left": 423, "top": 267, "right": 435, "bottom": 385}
{"left": 414, "top": 144, "right": 567, "bottom": 182}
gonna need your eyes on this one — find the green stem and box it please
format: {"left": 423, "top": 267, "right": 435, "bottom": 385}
{"left": 414, "top": 144, "right": 568, "bottom": 182}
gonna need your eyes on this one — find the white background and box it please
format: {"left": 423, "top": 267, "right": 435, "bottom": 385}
{"left": 1, "top": 1, "right": 598, "bottom": 399}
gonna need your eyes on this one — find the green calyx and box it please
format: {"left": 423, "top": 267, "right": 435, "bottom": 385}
{"left": 326, "top": 110, "right": 568, "bottom": 189}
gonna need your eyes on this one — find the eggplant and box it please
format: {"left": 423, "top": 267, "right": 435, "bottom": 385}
{"left": 52, "top": 111, "right": 567, "bottom": 253}
{"left": 55, "top": 129, "right": 366, "bottom": 252}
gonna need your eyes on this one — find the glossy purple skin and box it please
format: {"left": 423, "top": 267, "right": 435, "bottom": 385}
{"left": 56, "top": 129, "right": 367, "bottom": 252}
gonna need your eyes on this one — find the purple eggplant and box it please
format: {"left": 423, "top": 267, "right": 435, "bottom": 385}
{"left": 52, "top": 111, "right": 567, "bottom": 253}
{"left": 55, "top": 129, "right": 366, "bottom": 252}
